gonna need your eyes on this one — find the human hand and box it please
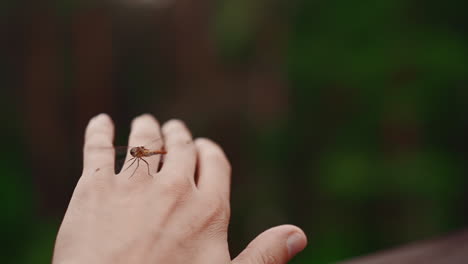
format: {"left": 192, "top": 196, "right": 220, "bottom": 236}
{"left": 53, "top": 114, "right": 307, "bottom": 264}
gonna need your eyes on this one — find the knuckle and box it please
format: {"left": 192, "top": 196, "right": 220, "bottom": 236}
{"left": 261, "top": 254, "right": 278, "bottom": 264}
{"left": 159, "top": 176, "right": 194, "bottom": 197}
{"left": 247, "top": 247, "right": 277, "bottom": 264}
{"left": 189, "top": 196, "right": 230, "bottom": 235}
{"left": 168, "top": 132, "right": 193, "bottom": 147}
{"left": 173, "top": 139, "right": 196, "bottom": 152}
{"left": 201, "top": 195, "right": 230, "bottom": 221}
{"left": 131, "top": 133, "right": 158, "bottom": 144}
{"left": 207, "top": 201, "right": 225, "bottom": 218}
{"left": 84, "top": 134, "right": 112, "bottom": 150}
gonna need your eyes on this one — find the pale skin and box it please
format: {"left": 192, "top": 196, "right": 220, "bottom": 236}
{"left": 53, "top": 113, "right": 307, "bottom": 264}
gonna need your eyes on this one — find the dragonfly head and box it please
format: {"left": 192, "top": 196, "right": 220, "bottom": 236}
{"left": 130, "top": 147, "right": 141, "bottom": 157}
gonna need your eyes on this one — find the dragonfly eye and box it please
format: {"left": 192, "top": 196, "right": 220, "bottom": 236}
{"left": 130, "top": 148, "right": 138, "bottom": 157}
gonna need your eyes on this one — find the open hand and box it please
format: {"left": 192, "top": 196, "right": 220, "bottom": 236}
{"left": 53, "top": 114, "right": 307, "bottom": 264}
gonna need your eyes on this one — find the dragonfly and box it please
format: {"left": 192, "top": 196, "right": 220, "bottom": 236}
{"left": 96, "top": 137, "right": 167, "bottom": 178}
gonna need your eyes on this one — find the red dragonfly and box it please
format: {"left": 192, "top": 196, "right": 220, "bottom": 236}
{"left": 98, "top": 138, "right": 167, "bottom": 178}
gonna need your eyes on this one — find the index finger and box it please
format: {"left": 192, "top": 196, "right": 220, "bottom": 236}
{"left": 83, "top": 114, "right": 115, "bottom": 172}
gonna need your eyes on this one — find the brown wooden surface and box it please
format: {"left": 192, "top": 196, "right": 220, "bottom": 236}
{"left": 341, "top": 229, "right": 468, "bottom": 264}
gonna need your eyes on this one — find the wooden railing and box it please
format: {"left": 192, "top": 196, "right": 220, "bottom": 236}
{"left": 341, "top": 229, "right": 468, "bottom": 264}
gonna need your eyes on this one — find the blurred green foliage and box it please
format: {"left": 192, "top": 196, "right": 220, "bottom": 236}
{"left": 287, "top": 0, "right": 468, "bottom": 262}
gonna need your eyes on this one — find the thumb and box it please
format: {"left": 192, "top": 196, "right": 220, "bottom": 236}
{"left": 232, "top": 225, "right": 307, "bottom": 264}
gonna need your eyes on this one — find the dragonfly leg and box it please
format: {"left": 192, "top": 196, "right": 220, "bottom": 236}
{"left": 129, "top": 159, "right": 140, "bottom": 178}
{"left": 122, "top": 157, "right": 137, "bottom": 173}
{"left": 140, "top": 158, "right": 151, "bottom": 177}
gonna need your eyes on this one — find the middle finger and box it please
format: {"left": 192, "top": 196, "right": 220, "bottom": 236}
{"left": 158, "top": 119, "right": 197, "bottom": 185}
{"left": 119, "top": 114, "right": 163, "bottom": 178}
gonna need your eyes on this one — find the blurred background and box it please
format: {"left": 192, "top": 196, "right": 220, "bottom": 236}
{"left": 2, "top": 0, "right": 468, "bottom": 263}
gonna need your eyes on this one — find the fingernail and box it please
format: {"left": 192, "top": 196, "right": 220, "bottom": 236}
{"left": 287, "top": 232, "right": 305, "bottom": 257}
{"left": 95, "top": 113, "right": 112, "bottom": 124}
{"left": 94, "top": 113, "right": 108, "bottom": 120}
{"left": 139, "top": 113, "right": 154, "bottom": 119}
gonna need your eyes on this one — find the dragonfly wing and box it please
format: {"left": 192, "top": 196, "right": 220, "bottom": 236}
{"left": 113, "top": 146, "right": 132, "bottom": 174}
{"left": 88, "top": 138, "right": 164, "bottom": 175}
{"left": 143, "top": 137, "right": 165, "bottom": 151}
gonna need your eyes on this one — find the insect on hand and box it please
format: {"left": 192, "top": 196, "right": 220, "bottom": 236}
{"left": 122, "top": 145, "right": 167, "bottom": 178}
{"left": 92, "top": 137, "right": 167, "bottom": 178}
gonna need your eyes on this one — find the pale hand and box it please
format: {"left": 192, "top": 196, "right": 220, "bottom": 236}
{"left": 53, "top": 114, "right": 307, "bottom": 264}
